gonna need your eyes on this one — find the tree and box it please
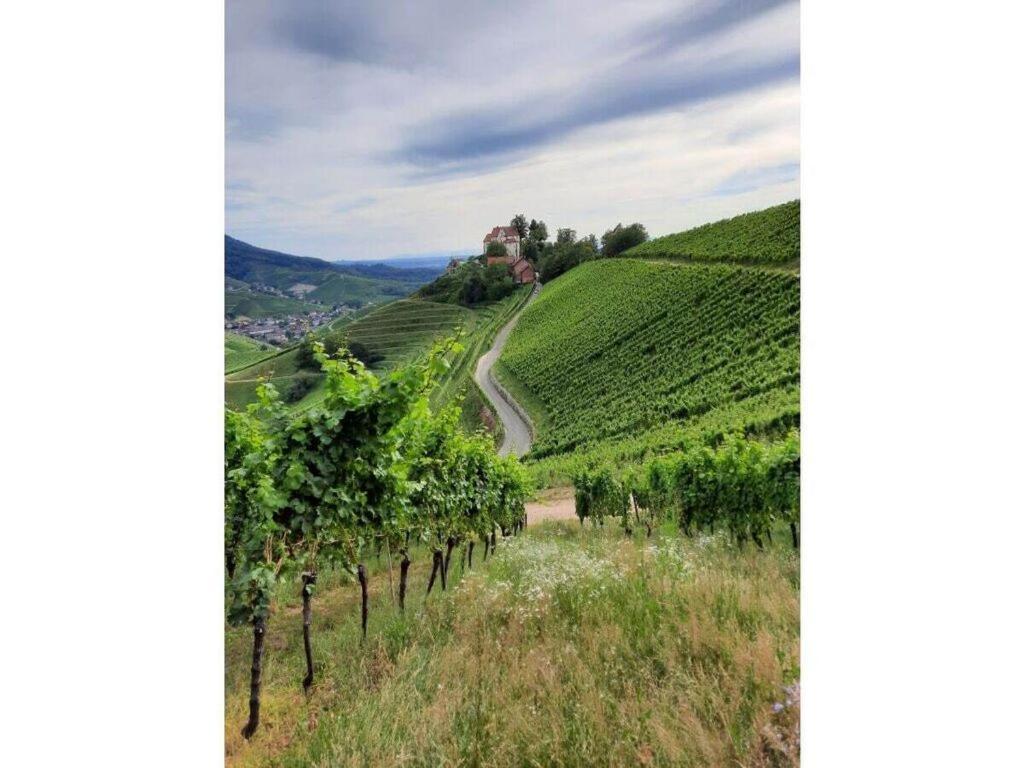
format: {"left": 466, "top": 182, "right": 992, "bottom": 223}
{"left": 459, "top": 273, "right": 487, "bottom": 304}
{"left": 537, "top": 241, "right": 596, "bottom": 282}
{"left": 581, "top": 233, "right": 599, "bottom": 251}
{"left": 600, "top": 222, "right": 648, "bottom": 257}
{"left": 528, "top": 219, "right": 548, "bottom": 243}
{"left": 485, "top": 240, "right": 508, "bottom": 261}
{"left": 347, "top": 340, "right": 383, "bottom": 368}
{"left": 522, "top": 237, "right": 539, "bottom": 265}
{"left": 296, "top": 334, "right": 320, "bottom": 371}
{"left": 556, "top": 228, "right": 576, "bottom": 245}
{"left": 510, "top": 213, "right": 528, "bottom": 239}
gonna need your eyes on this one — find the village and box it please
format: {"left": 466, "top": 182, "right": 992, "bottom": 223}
{"left": 225, "top": 304, "right": 351, "bottom": 346}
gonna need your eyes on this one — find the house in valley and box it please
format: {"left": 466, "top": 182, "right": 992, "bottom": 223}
{"left": 482, "top": 225, "right": 535, "bottom": 284}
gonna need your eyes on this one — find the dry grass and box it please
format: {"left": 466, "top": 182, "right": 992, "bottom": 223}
{"left": 225, "top": 523, "right": 800, "bottom": 767}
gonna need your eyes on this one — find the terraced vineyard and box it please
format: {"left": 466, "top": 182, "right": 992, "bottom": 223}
{"left": 225, "top": 292, "right": 531, "bottom": 428}
{"left": 621, "top": 199, "right": 800, "bottom": 265}
{"left": 342, "top": 299, "right": 475, "bottom": 369}
{"left": 498, "top": 259, "right": 799, "bottom": 482}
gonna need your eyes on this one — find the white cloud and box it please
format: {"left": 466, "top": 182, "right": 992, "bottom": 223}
{"left": 226, "top": 1, "right": 799, "bottom": 260}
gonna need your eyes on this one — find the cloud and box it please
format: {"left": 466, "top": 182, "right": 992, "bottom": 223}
{"left": 398, "top": 54, "right": 798, "bottom": 169}
{"left": 225, "top": 1, "right": 800, "bottom": 260}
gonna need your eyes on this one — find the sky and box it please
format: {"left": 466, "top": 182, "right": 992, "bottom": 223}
{"left": 226, "top": 0, "right": 799, "bottom": 262}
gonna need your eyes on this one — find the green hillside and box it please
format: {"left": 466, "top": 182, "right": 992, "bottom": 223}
{"left": 497, "top": 259, "right": 799, "bottom": 482}
{"left": 307, "top": 273, "right": 412, "bottom": 305}
{"left": 224, "top": 236, "right": 443, "bottom": 319}
{"left": 225, "top": 291, "right": 531, "bottom": 431}
{"left": 224, "top": 290, "right": 324, "bottom": 319}
{"left": 224, "top": 332, "right": 276, "bottom": 372}
{"left": 622, "top": 200, "right": 800, "bottom": 265}
{"left": 341, "top": 299, "right": 474, "bottom": 369}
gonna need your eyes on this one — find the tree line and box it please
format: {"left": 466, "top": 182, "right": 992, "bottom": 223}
{"left": 225, "top": 341, "right": 529, "bottom": 738}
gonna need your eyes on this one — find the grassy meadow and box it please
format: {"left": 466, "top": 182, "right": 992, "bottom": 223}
{"left": 225, "top": 520, "right": 799, "bottom": 767}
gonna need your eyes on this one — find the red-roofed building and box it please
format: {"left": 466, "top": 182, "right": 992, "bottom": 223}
{"left": 482, "top": 224, "right": 535, "bottom": 283}
{"left": 511, "top": 257, "right": 536, "bottom": 285}
{"left": 483, "top": 225, "right": 521, "bottom": 264}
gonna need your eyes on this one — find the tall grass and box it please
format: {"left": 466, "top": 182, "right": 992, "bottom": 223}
{"left": 225, "top": 522, "right": 799, "bottom": 767}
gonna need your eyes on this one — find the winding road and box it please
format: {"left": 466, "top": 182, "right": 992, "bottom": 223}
{"left": 474, "top": 285, "right": 539, "bottom": 457}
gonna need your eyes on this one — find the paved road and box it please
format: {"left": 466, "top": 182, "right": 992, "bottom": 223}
{"left": 474, "top": 286, "right": 539, "bottom": 457}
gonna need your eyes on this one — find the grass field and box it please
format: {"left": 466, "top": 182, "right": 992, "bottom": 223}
{"left": 499, "top": 260, "right": 799, "bottom": 484}
{"left": 225, "top": 519, "right": 800, "bottom": 768}
{"left": 622, "top": 200, "right": 800, "bottom": 266}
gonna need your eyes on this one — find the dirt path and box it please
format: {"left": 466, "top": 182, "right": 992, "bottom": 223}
{"left": 474, "top": 285, "right": 539, "bottom": 457}
{"left": 526, "top": 486, "right": 577, "bottom": 524}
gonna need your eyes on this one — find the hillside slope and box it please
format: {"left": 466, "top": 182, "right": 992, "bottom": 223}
{"left": 225, "top": 291, "right": 531, "bottom": 437}
{"left": 225, "top": 236, "right": 441, "bottom": 312}
{"left": 621, "top": 200, "right": 800, "bottom": 265}
{"left": 497, "top": 259, "right": 799, "bottom": 480}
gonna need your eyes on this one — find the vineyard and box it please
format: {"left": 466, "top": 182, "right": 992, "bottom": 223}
{"left": 498, "top": 259, "right": 799, "bottom": 482}
{"left": 574, "top": 431, "right": 799, "bottom": 548}
{"left": 340, "top": 298, "right": 474, "bottom": 369}
{"left": 226, "top": 344, "right": 530, "bottom": 742}
{"left": 621, "top": 200, "right": 800, "bottom": 265}
{"left": 225, "top": 291, "right": 529, "bottom": 421}
{"left": 225, "top": 332, "right": 277, "bottom": 373}
{"left": 225, "top": 272, "right": 802, "bottom": 767}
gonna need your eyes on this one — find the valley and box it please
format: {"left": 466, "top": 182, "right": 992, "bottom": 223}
{"left": 225, "top": 201, "right": 801, "bottom": 767}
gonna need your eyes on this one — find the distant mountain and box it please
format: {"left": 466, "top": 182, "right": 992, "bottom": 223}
{"left": 224, "top": 236, "right": 443, "bottom": 315}
{"left": 334, "top": 253, "right": 470, "bottom": 272}
{"left": 226, "top": 236, "right": 443, "bottom": 287}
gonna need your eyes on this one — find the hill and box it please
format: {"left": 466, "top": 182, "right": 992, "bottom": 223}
{"left": 496, "top": 259, "right": 799, "bottom": 482}
{"left": 224, "top": 332, "right": 276, "bottom": 372}
{"left": 224, "top": 290, "right": 324, "bottom": 320}
{"left": 225, "top": 290, "right": 532, "bottom": 434}
{"left": 225, "top": 236, "right": 441, "bottom": 313}
{"left": 621, "top": 200, "right": 800, "bottom": 265}
{"left": 340, "top": 298, "right": 474, "bottom": 370}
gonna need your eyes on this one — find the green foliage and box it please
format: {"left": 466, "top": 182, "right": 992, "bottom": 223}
{"left": 225, "top": 343, "right": 530, "bottom": 612}
{"left": 522, "top": 237, "right": 540, "bottom": 264}
{"left": 419, "top": 259, "right": 520, "bottom": 307}
{"left": 622, "top": 200, "right": 800, "bottom": 265}
{"left": 225, "top": 332, "right": 275, "bottom": 373}
{"left": 600, "top": 222, "right": 648, "bottom": 257}
{"left": 572, "top": 431, "right": 800, "bottom": 546}
{"left": 528, "top": 218, "right": 548, "bottom": 243}
{"left": 224, "top": 384, "right": 288, "bottom": 625}
{"left": 224, "top": 290, "right": 322, "bottom": 320}
{"left": 500, "top": 259, "right": 800, "bottom": 465}
{"left": 556, "top": 228, "right": 576, "bottom": 245}
{"left": 536, "top": 240, "right": 598, "bottom": 282}
{"left": 485, "top": 240, "right": 508, "bottom": 260}
{"left": 510, "top": 213, "right": 528, "bottom": 239}
{"left": 572, "top": 465, "right": 627, "bottom": 527}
